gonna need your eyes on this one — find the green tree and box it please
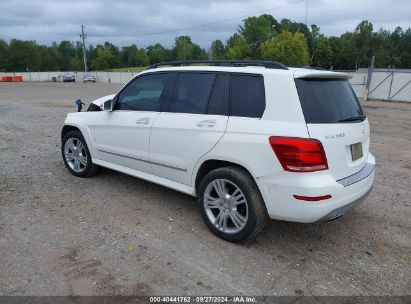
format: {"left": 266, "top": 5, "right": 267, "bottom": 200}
{"left": 261, "top": 31, "right": 309, "bottom": 66}
{"left": 90, "top": 42, "right": 121, "bottom": 70}
{"left": 399, "top": 27, "right": 411, "bottom": 67}
{"left": 278, "top": 18, "right": 312, "bottom": 56}
{"left": 136, "top": 48, "right": 150, "bottom": 66}
{"left": 1, "top": 16, "right": 411, "bottom": 72}
{"left": 311, "top": 35, "right": 332, "bottom": 68}
{"left": 329, "top": 32, "right": 357, "bottom": 69}
{"left": 210, "top": 40, "right": 225, "bottom": 59}
{"left": 238, "top": 14, "right": 277, "bottom": 59}
{"left": 225, "top": 34, "right": 251, "bottom": 60}
{"left": 122, "top": 44, "right": 139, "bottom": 67}
{"left": 39, "top": 45, "right": 59, "bottom": 71}
{"left": 354, "top": 20, "right": 373, "bottom": 68}
{"left": 146, "top": 43, "right": 167, "bottom": 63}
{"left": 8, "top": 39, "right": 40, "bottom": 71}
{"left": 372, "top": 29, "right": 400, "bottom": 68}
{"left": 0, "top": 40, "right": 10, "bottom": 71}
{"left": 310, "top": 25, "right": 332, "bottom": 68}
{"left": 57, "top": 41, "right": 76, "bottom": 71}
{"left": 173, "top": 36, "right": 207, "bottom": 60}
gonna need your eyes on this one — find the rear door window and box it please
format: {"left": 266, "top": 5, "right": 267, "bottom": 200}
{"left": 206, "top": 74, "right": 228, "bottom": 116}
{"left": 295, "top": 78, "right": 364, "bottom": 124}
{"left": 169, "top": 73, "right": 216, "bottom": 114}
{"left": 230, "top": 74, "right": 265, "bottom": 118}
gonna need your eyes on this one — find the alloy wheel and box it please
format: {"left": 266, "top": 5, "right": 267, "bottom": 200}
{"left": 64, "top": 138, "right": 87, "bottom": 173}
{"left": 203, "top": 179, "right": 249, "bottom": 234}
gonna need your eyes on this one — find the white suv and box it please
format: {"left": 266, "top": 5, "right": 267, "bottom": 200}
{"left": 61, "top": 60, "right": 375, "bottom": 242}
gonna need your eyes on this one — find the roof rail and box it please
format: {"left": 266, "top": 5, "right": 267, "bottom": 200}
{"left": 146, "top": 60, "right": 288, "bottom": 70}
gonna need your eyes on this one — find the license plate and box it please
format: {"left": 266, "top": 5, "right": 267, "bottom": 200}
{"left": 351, "top": 142, "right": 363, "bottom": 161}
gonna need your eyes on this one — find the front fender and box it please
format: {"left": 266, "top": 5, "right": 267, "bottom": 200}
{"left": 63, "top": 112, "right": 100, "bottom": 158}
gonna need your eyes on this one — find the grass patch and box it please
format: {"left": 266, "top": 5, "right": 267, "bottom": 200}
{"left": 108, "top": 67, "right": 147, "bottom": 72}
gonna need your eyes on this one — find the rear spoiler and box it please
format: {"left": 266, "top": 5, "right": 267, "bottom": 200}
{"left": 293, "top": 71, "right": 352, "bottom": 79}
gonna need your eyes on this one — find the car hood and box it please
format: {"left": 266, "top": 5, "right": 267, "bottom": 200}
{"left": 91, "top": 94, "right": 116, "bottom": 107}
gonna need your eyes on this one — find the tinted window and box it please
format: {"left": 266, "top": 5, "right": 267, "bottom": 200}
{"left": 230, "top": 75, "right": 265, "bottom": 118}
{"left": 295, "top": 79, "right": 364, "bottom": 124}
{"left": 116, "top": 73, "right": 170, "bottom": 111}
{"left": 207, "top": 74, "right": 228, "bottom": 115}
{"left": 169, "top": 73, "right": 216, "bottom": 114}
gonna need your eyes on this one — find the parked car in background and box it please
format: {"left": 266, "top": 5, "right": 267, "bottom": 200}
{"left": 60, "top": 60, "right": 375, "bottom": 242}
{"left": 84, "top": 74, "right": 96, "bottom": 83}
{"left": 62, "top": 73, "right": 75, "bottom": 82}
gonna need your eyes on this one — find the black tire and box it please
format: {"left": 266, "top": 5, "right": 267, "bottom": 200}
{"left": 198, "top": 166, "right": 268, "bottom": 242}
{"left": 61, "top": 130, "right": 99, "bottom": 177}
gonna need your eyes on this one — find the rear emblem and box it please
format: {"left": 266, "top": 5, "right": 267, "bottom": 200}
{"left": 325, "top": 133, "right": 345, "bottom": 140}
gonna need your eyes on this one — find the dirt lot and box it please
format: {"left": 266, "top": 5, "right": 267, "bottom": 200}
{"left": 0, "top": 82, "right": 410, "bottom": 296}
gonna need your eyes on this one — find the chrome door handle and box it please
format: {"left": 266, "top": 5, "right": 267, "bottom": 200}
{"left": 135, "top": 117, "right": 150, "bottom": 125}
{"left": 196, "top": 119, "right": 217, "bottom": 127}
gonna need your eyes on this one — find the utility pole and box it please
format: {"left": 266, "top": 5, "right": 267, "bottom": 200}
{"left": 80, "top": 25, "right": 88, "bottom": 72}
{"left": 364, "top": 55, "right": 375, "bottom": 101}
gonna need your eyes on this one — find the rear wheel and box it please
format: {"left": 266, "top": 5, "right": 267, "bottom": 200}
{"left": 62, "top": 131, "right": 99, "bottom": 177}
{"left": 198, "top": 166, "right": 267, "bottom": 242}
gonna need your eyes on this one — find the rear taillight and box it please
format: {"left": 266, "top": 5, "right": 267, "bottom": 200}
{"left": 269, "top": 136, "right": 328, "bottom": 173}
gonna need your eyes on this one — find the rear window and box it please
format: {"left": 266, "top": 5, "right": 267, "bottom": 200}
{"left": 295, "top": 79, "right": 364, "bottom": 124}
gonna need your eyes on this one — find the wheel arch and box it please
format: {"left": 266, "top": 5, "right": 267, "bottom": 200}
{"left": 61, "top": 125, "right": 81, "bottom": 141}
{"left": 61, "top": 123, "right": 97, "bottom": 159}
{"left": 194, "top": 158, "right": 256, "bottom": 194}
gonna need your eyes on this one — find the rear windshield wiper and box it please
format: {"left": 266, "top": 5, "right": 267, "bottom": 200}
{"left": 338, "top": 115, "right": 366, "bottom": 123}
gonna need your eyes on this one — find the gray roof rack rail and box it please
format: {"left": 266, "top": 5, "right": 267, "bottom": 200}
{"left": 146, "top": 60, "right": 288, "bottom": 70}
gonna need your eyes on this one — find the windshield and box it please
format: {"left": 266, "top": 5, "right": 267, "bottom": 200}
{"left": 295, "top": 78, "right": 364, "bottom": 124}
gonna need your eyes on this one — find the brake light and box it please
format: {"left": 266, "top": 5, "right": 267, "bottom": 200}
{"left": 269, "top": 136, "right": 328, "bottom": 172}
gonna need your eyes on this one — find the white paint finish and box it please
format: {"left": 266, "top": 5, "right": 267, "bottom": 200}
{"left": 64, "top": 112, "right": 101, "bottom": 158}
{"left": 92, "top": 158, "right": 196, "bottom": 196}
{"left": 293, "top": 69, "right": 351, "bottom": 79}
{"left": 91, "top": 94, "right": 116, "bottom": 108}
{"left": 150, "top": 113, "right": 228, "bottom": 186}
{"left": 257, "top": 153, "right": 375, "bottom": 222}
{"left": 262, "top": 72, "right": 308, "bottom": 123}
{"left": 306, "top": 118, "right": 371, "bottom": 180}
{"left": 93, "top": 110, "right": 160, "bottom": 173}
{"left": 198, "top": 118, "right": 309, "bottom": 181}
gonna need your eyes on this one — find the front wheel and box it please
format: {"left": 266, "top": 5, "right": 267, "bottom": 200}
{"left": 62, "top": 130, "right": 99, "bottom": 177}
{"left": 198, "top": 166, "right": 267, "bottom": 242}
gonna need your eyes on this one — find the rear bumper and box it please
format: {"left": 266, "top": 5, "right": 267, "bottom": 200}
{"left": 318, "top": 185, "right": 373, "bottom": 221}
{"left": 256, "top": 153, "right": 375, "bottom": 223}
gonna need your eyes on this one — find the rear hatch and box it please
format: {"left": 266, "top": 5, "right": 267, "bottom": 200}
{"left": 294, "top": 72, "right": 369, "bottom": 180}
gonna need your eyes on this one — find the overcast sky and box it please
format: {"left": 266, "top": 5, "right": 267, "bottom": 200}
{"left": 0, "top": 0, "right": 410, "bottom": 48}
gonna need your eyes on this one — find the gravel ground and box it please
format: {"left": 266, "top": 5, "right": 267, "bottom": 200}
{"left": 0, "top": 82, "right": 410, "bottom": 296}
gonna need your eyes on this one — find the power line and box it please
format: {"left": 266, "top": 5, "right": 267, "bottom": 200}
{"left": 139, "top": 0, "right": 306, "bottom": 36}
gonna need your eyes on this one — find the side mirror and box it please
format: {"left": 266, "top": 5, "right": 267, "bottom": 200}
{"left": 103, "top": 99, "right": 113, "bottom": 111}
